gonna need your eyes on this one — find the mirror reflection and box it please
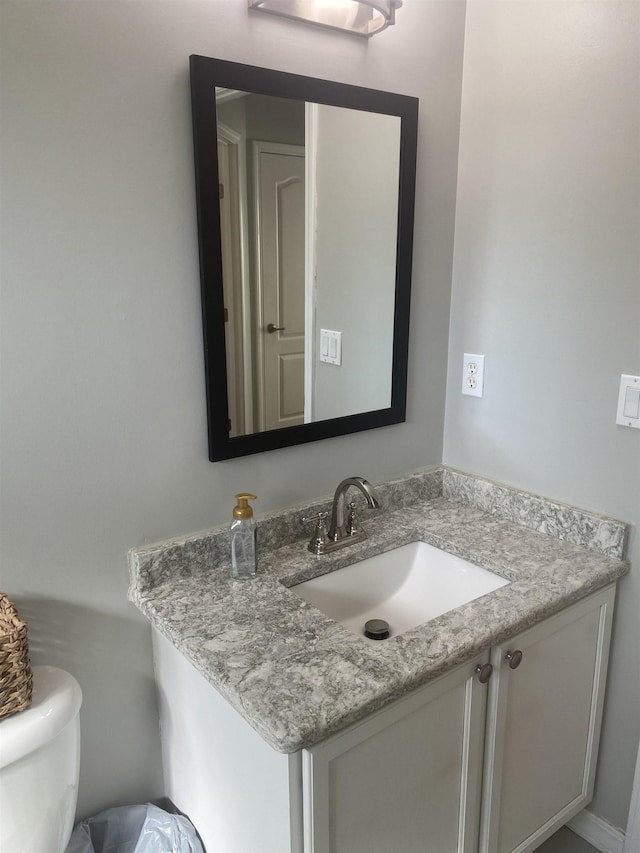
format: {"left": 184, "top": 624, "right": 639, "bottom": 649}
{"left": 190, "top": 55, "right": 418, "bottom": 461}
{"left": 215, "top": 88, "right": 401, "bottom": 437}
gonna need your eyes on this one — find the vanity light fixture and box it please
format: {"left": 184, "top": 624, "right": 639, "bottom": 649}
{"left": 248, "top": 0, "right": 402, "bottom": 37}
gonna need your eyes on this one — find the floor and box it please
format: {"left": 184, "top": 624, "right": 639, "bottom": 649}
{"left": 536, "top": 826, "right": 599, "bottom": 853}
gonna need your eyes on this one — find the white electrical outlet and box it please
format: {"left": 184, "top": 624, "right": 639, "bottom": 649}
{"left": 462, "top": 353, "right": 485, "bottom": 397}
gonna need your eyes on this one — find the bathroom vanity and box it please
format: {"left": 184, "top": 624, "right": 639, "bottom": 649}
{"left": 129, "top": 468, "right": 629, "bottom": 853}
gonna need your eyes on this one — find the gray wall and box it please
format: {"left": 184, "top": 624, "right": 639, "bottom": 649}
{"left": 314, "top": 106, "right": 399, "bottom": 419}
{"left": 0, "top": 0, "right": 465, "bottom": 817}
{"left": 445, "top": 0, "right": 640, "bottom": 831}
{"left": 245, "top": 93, "right": 306, "bottom": 145}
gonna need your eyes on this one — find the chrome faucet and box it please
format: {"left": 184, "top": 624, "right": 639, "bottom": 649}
{"left": 303, "top": 476, "right": 381, "bottom": 555}
{"left": 328, "top": 476, "right": 380, "bottom": 541}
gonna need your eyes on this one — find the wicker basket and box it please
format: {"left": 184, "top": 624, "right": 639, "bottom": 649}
{"left": 0, "top": 593, "right": 33, "bottom": 718}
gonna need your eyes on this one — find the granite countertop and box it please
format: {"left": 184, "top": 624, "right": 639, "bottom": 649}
{"left": 128, "top": 468, "right": 630, "bottom": 754}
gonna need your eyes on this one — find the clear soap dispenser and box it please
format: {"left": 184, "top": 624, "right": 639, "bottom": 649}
{"left": 230, "top": 493, "right": 257, "bottom": 580}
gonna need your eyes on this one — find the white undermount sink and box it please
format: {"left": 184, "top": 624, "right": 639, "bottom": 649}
{"left": 292, "top": 541, "right": 509, "bottom": 640}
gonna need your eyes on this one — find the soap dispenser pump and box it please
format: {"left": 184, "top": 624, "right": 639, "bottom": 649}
{"left": 230, "top": 493, "right": 257, "bottom": 580}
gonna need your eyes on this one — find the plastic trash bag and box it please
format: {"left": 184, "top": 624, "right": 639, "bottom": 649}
{"left": 66, "top": 803, "right": 204, "bottom": 853}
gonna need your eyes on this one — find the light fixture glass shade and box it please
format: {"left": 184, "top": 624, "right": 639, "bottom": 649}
{"left": 248, "top": 0, "right": 402, "bottom": 37}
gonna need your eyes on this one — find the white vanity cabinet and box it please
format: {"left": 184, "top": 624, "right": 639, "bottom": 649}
{"left": 152, "top": 584, "right": 615, "bottom": 853}
{"left": 479, "top": 584, "right": 615, "bottom": 853}
{"left": 303, "top": 651, "right": 490, "bottom": 853}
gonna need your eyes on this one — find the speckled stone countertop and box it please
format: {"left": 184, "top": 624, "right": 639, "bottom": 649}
{"left": 129, "top": 467, "right": 630, "bottom": 753}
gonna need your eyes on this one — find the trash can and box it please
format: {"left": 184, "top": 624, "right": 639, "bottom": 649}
{"left": 66, "top": 803, "right": 204, "bottom": 853}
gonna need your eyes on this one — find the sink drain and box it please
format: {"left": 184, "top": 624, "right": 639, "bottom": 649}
{"left": 364, "top": 618, "right": 390, "bottom": 640}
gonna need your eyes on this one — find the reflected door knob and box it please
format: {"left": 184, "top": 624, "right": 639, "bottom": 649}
{"left": 267, "top": 323, "right": 285, "bottom": 333}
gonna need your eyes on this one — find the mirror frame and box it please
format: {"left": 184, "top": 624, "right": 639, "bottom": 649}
{"left": 190, "top": 55, "right": 418, "bottom": 461}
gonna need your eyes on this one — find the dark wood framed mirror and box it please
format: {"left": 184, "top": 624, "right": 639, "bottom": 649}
{"left": 190, "top": 55, "right": 418, "bottom": 461}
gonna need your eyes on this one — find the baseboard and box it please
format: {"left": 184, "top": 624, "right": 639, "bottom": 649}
{"left": 568, "top": 809, "right": 625, "bottom": 853}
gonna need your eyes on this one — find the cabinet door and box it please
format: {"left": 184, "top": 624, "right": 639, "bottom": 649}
{"left": 480, "top": 584, "right": 615, "bottom": 853}
{"left": 303, "top": 653, "right": 490, "bottom": 853}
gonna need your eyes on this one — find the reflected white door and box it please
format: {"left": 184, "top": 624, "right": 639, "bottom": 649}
{"left": 255, "top": 143, "right": 305, "bottom": 432}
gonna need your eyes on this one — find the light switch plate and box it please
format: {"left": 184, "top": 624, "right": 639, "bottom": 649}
{"left": 320, "top": 329, "right": 342, "bottom": 366}
{"left": 616, "top": 374, "right": 640, "bottom": 429}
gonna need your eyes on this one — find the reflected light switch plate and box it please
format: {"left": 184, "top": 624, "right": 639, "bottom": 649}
{"left": 616, "top": 374, "right": 640, "bottom": 429}
{"left": 320, "top": 329, "right": 342, "bottom": 365}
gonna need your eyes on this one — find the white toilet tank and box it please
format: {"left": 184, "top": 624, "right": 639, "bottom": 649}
{"left": 0, "top": 666, "right": 82, "bottom": 853}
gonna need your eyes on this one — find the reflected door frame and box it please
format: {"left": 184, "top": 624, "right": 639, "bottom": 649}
{"left": 217, "top": 121, "right": 254, "bottom": 435}
{"left": 304, "top": 103, "right": 318, "bottom": 424}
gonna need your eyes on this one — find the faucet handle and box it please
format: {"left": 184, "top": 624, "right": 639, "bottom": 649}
{"left": 346, "top": 502, "right": 361, "bottom": 536}
{"left": 302, "top": 512, "right": 329, "bottom": 555}
{"left": 302, "top": 511, "right": 328, "bottom": 523}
